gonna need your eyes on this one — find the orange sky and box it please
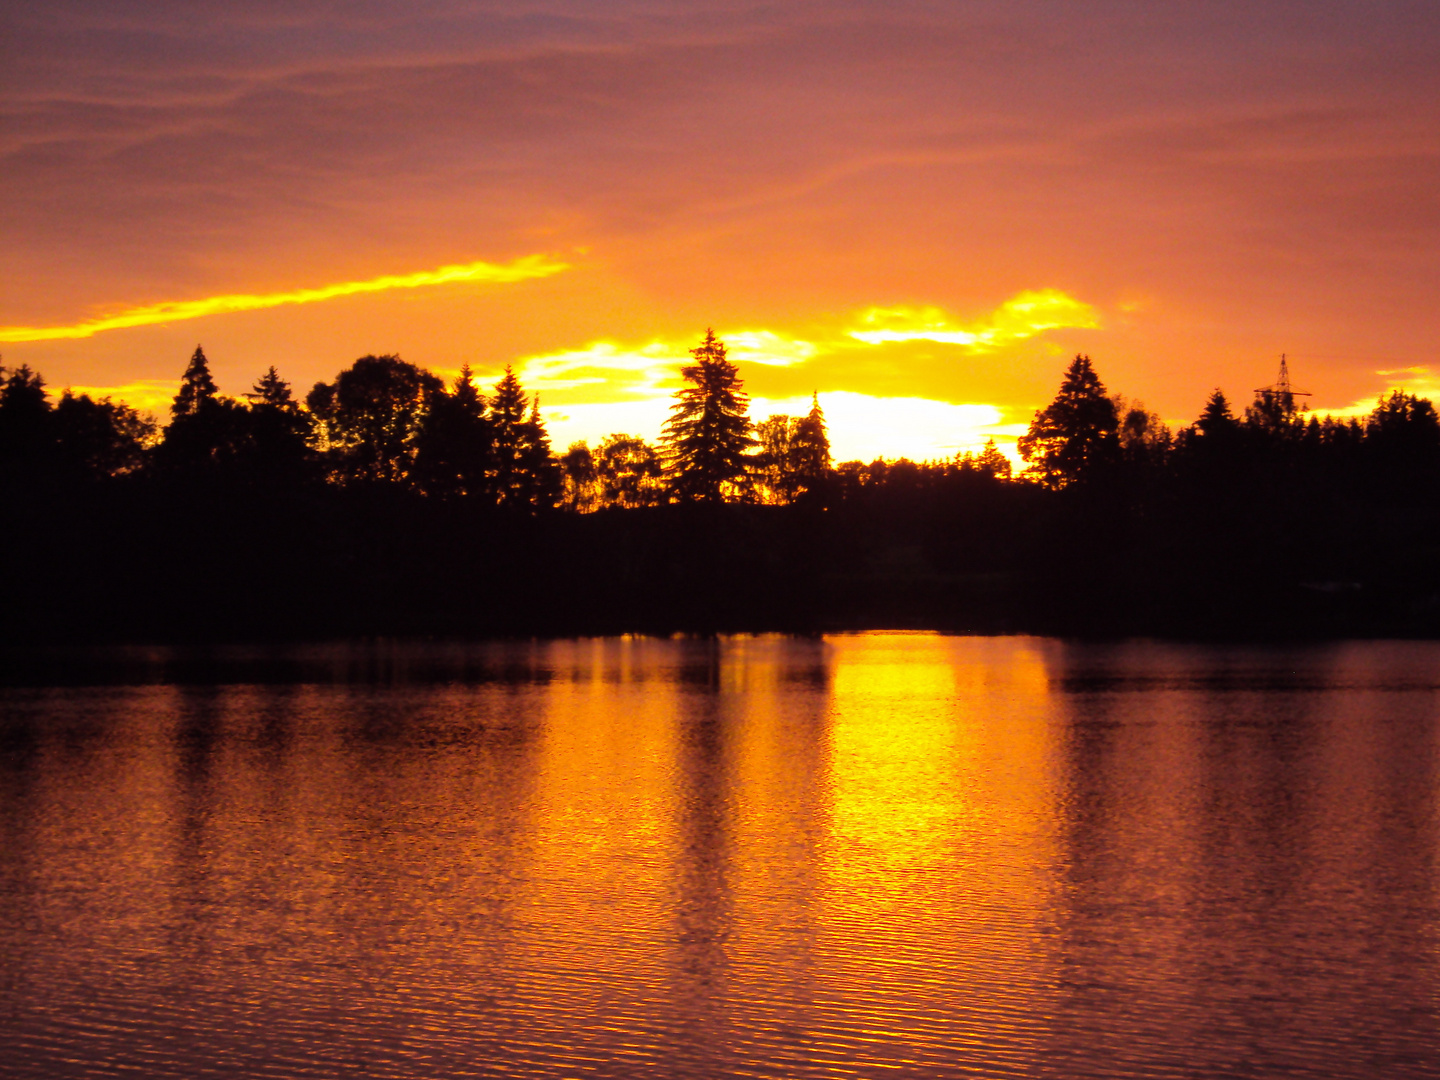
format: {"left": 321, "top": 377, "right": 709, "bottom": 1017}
{"left": 4, "top": 1, "right": 1440, "bottom": 460}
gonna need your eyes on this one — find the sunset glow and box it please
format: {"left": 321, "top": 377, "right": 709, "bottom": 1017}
{"left": 4, "top": 3, "right": 1438, "bottom": 455}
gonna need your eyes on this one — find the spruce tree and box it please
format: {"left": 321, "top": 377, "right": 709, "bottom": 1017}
{"left": 1017, "top": 355, "right": 1119, "bottom": 488}
{"left": 242, "top": 366, "right": 311, "bottom": 482}
{"left": 1196, "top": 389, "right": 1237, "bottom": 437}
{"left": 974, "top": 438, "right": 1011, "bottom": 480}
{"left": 488, "top": 366, "right": 529, "bottom": 506}
{"left": 661, "top": 329, "right": 756, "bottom": 502}
{"left": 172, "top": 345, "right": 218, "bottom": 418}
{"left": 518, "top": 397, "right": 561, "bottom": 509}
{"left": 159, "top": 345, "right": 251, "bottom": 478}
{"left": 788, "top": 392, "right": 832, "bottom": 494}
{"left": 414, "top": 365, "right": 491, "bottom": 498}
{"left": 247, "top": 366, "right": 295, "bottom": 409}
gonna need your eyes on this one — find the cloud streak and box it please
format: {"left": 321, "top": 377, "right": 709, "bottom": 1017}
{"left": 0, "top": 255, "right": 568, "bottom": 343}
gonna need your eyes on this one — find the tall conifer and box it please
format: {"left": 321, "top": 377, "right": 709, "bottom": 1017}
{"left": 1018, "top": 355, "right": 1120, "bottom": 488}
{"left": 661, "top": 329, "right": 755, "bottom": 502}
{"left": 172, "top": 345, "right": 218, "bottom": 418}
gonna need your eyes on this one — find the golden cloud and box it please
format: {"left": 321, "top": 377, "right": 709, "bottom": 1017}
{"left": 0, "top": 255, "right": 569, "bottom": 343}
{"left": 1323, "top": 365, "right": 1440, "bottom": 419}
{"left": 847, "top": 289, "right": 1099, "bottom": 348}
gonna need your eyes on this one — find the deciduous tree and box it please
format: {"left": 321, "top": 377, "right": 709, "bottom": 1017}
{"left": 596, "top": 434, "right": 664, "bottom": 508}
{"left": 307, "top": 354, "right": 441, "bottom": 483}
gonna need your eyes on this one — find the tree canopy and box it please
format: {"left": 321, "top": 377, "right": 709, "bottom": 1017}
{"left": 307, "top": 354, "right": 442, "bottom": 484}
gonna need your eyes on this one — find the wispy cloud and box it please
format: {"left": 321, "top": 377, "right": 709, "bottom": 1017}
{"left": 0, "top": 255, "right": 568, "bottom": 343}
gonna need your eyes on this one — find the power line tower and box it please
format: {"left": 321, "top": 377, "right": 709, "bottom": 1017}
{"left": 1253, "top": 354, "right": 1311, "bottom": 416}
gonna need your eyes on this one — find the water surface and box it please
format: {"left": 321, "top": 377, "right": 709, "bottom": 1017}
{"left": 1, "top": 635, "right": 1437, "bottom": 1078}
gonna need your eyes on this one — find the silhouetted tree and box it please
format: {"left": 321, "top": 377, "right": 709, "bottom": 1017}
{"left": 247, "top": 366, "right": 293, "bottom": 409}
{"left": 240, "top": 366, "right": 313, "bottom": 483}
{"left": 596, "top": 433, "right": 665, "bottom": 509}
{"left": 487, "top": 366, "right": 530, "bottom": 506}
{"left": 1018, "top": 355, "right": 1120, "bottom": 488}
{"left": 307, "top": 354, "right": 441, "bottom": 483}
{"left": 1196, "top": 389, "right": 1238, "bottom": 438}
{"left": 751, "top": 395, "right": 833, "bottom": 504}
{"left": 661, "top": 329, "right": 755, "bottom": 502}
{"left": 560, "top": 441, "right": 599, "bottom": 512}
{"left": 155, "top": 347, "right": 255, "bottom": 478}
{"left": 1174, "top": 388, "right": 1244, "bottom": 482}
{"left": 53, "top": 391, "right": 153, "bottom": 481}
{"left": 1367, "top": 389, "right": 1440, "bottom": 452}
{"left": 172, "top": 345, "right": 219, "bottom": 418}
{"left": 0, "top": 365, "right": 53, "bottom": 477}
{"left": 517, "top": 398, "right": 561, "bottom": 510}
{"left": 789, "top": 393, "right": 832, "bottom": 497}
{"left": 753, "top": 413, "right": 797, "bottom": 504}
{"left": 1117, "top": 399, "right": 1171, "bottom": 470}
{"left": 1364, "top": 389, "right": 1440, "bottom": 497}
{"left": 956, "top": 437, "right": 1011, "bottom": 480}
{"left": 414, "top": 365, "right": 491, "bottom": 498}
{"left": 1245, "top": 384, "right": 1304, "bottom": 440}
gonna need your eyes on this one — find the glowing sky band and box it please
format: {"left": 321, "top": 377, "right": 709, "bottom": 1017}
{"left": 0, "top": 255, "right": 569, "bottom": 343}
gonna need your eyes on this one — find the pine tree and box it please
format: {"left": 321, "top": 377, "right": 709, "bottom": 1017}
{"left": 661, "top": 329, "right": 756, "bottom": 503}
{"left": 172, "top": 345, "right": 218, "bottom": 418}
{"left": 241, "top": 366, "right": 311, "bottom": 482}
{"left": 158, "top": 345, "right": 253, "bottom": 478}
{"left": 488, "top": 365, "right": 530, "bottom": 506}
{"left": 246, "top": 366, "right": 295, "bottom": 409}
{"left": 1196, "top": 389, "right": 1237, "bottom": 438}
{"left": 974, "top": 438, "right": 1011, "bottom": 480}
{"left": 788, "top": 392, "right": 832, "bottom": 494}
{"left": 518, "top": 397, "right": 561, "bottom": 510}
{"left": 414, "top": 365, "right": 491, "bottom": 498}
{"left": 1017, "top": 355, "right": 1120, "bottom": 488}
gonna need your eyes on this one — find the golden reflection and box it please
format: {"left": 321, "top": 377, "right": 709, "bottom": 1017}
{"left": 817, "top": 633, "right": 1061, "bottom": 1066}
{"left": 6, "top": 640, "right": 1438, "bottom": 1076}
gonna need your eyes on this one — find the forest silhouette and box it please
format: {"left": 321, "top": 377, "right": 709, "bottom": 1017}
{"left": 3, "top": 333, "right": 1439, "bottom": 642}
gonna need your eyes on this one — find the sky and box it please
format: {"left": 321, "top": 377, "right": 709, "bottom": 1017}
{"left": 4, "top": 0, "right": 1439, "bottom": 461}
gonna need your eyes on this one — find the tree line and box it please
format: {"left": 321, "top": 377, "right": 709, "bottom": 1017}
{"left": 6, "top": 337, "right": 1433, "bottom": 505}
{"left": 3, "top": 334, "right": 1439, "bottom": 641}
{"left": 0, "top": 330, "right": 840, "bottom": 508}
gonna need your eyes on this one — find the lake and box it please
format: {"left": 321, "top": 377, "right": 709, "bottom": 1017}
{"left": 1, "top": 634, "right": 1437, "bottom": 1078}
